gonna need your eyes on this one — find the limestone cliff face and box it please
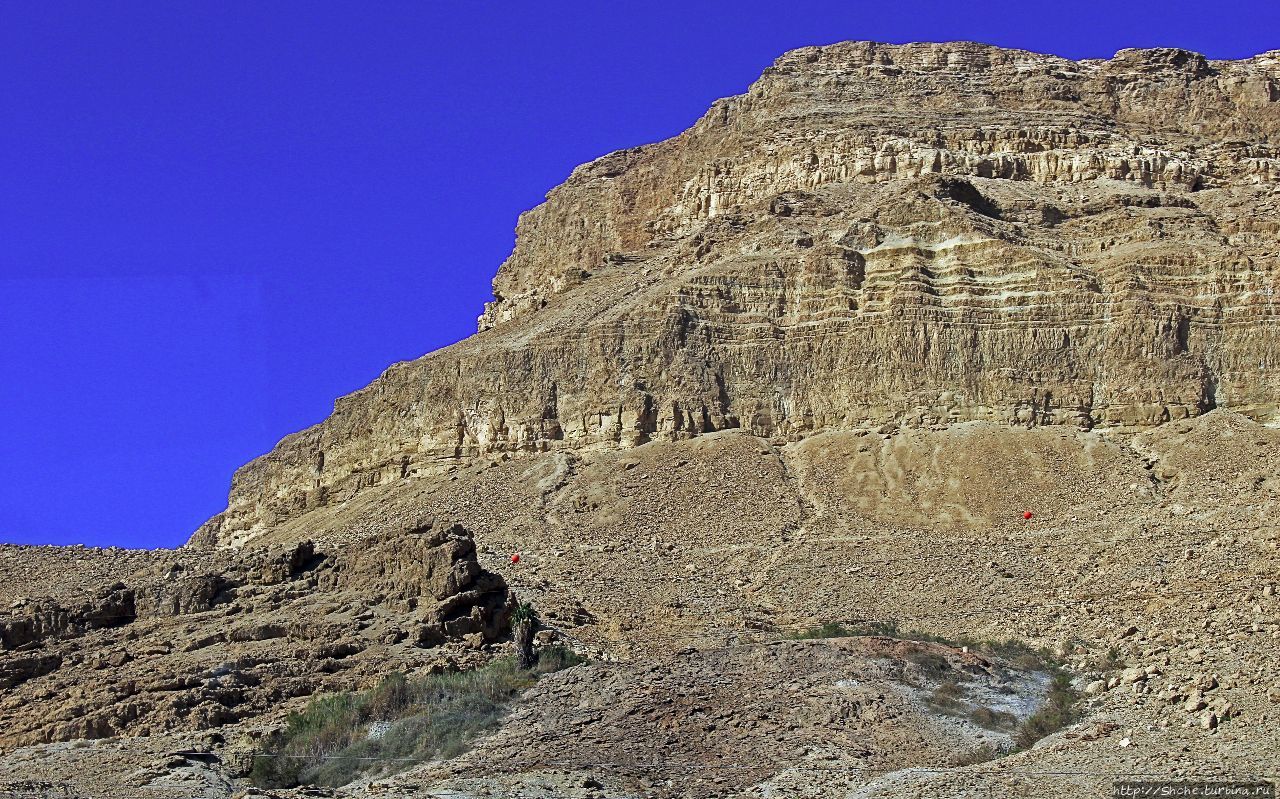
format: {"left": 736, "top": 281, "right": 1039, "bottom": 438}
{"left": 197, "top": 42, "right": 1280, "bottom": 546}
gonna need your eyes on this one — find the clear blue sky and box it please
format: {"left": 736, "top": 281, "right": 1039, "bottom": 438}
{"left": 2, "top": 1, "right": 1275, "bottom": 549}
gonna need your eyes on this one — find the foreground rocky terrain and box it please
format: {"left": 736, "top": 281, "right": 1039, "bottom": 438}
{"left": 2, "top": 40, "right": 1279, "bottom": 798}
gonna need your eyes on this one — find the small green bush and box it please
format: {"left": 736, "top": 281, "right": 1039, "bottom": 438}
{"left": 785, "top": 618, "right": 1081, "bottom": 748}
{"left": 251, "top": 651, "right": 584, "bottom": 789}
{"left": 969, "top": 705, "right": 1018, "bottom": 731}
{"left": 533, "top": 645, "right": 586, "bottom": 674}
{"left": 785, "top": 619, "right": 1056, "bottom": 668}
{"left": 905, "top": 650, "right": 952, "bottom": 679}
{"left": 1014, "top": 670, "right": 1080, "bottom": 749}
{"left": 976, "top": 638, "right": 1056, "bottom": 672}
{"left": 787, "top": 621, "right": 854, "bottom": 639}
{"left": 510, "top": 602, "right": 537, "bottom": 626}
{"left": 1099, "top": 646, "right": 1126, "bottom": 671}
{"left": 953, "top": 743, "right": 1001, "bottom": 766}
{"left": 788, "top": 620, "right": 902, "bottom": 639}
{"left": 926, "top": 678, "right": 967, "bottom": 713}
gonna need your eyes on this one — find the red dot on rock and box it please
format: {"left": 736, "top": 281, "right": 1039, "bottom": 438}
{"left": 511, "top": 554, "right": 520, "bottom": 564}
{"left": 1023, "top": 511, "right": 1034, "bottom": 520}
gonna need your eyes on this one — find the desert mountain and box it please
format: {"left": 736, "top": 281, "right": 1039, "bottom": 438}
{"left": 1, "top": 41, "right": 1278, "bottom": 799}
{"left": 197, "top": 40, "right": 1280, "bottom": 549}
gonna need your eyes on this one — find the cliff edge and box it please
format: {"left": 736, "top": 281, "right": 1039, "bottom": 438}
{"left": 196, "top": 41, "right": 1280, "bottom": 546}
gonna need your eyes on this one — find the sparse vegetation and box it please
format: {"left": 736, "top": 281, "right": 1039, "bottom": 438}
{"left": 532, "top": 644, "right": 586, "bottom": 674}
{"left": 952, "top": 742, "right": 1002, "bottom": 766}
{"left": 512, "top": 602, "right": 537, "bottom": 670}
{"left": 1098, "top": 646, "right": 1126, "bottom": 671}
{"left": 969, "top": 705, "right": 1018, "bottom": 731}
{"left": 926, "top": 678, "right": 964, "bottom": 712}
{"left": 787, "top": 618, "right": 1059, "bottom": 672}
{"left": 786, "top": 617, "right": 1082, "bottom": 750}
{"left": 787, "top": 621, "right": 854, "bottom": 639}
{"left": 787, "top": 620, "right": 899, "bottom": 639}
{"left": 789, "top": 617, "right": 1083, "bottom": 751}
{"left": 1014, "top": 670, "right": 1080, "bottom": 750}
{"left": 250, "top": 647, "right": 584, "bottom": 788}
{"left": 905, "top": 649, "right": 952, "bottom": 679}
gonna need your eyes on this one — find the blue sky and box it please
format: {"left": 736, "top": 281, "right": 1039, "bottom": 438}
{"left": 2, "top": 1, "right": 1276, "bottom": 548}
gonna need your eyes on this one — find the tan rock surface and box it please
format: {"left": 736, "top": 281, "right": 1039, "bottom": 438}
{"left": 202, "top": 41, "right": 1280, "bottom": 547}
{"left": 2, "top": 40, "right": 1279, "bottom": 799}
{"left": 0, "top": 522, "right": 511, "bottom": 751}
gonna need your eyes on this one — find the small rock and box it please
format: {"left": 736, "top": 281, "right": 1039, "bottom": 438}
{"left": 1184, "top": 690, "right": 1207, "bottom": 713}
{"left": 1157, "top": 687, "right": 1184, "bottom": 704}
{"left": 1210, "top": 699, "right": 1234, "bottom": 720}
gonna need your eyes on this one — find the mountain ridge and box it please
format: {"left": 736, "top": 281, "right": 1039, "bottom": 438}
{"left": 195, "top": 40, "right": 1280, "bottom": 548}
{"left": 2, "top": 41, "right": 1279, "bottom": 799}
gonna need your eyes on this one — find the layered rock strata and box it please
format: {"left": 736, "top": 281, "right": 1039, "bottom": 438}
{"left": 198, "top": 41, "right": 1280, "bottom": 545}
{"left": 0, "top": 522, "right": 511, "bottom": 749}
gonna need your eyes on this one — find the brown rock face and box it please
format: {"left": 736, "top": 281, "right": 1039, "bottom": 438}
{"left": 202, "top": 41, "right": 1280, "bottom": 546}
{"left": 0, "top": 522, "right": 511, "bottom": 750}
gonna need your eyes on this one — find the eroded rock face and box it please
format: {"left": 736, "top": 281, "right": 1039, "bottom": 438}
{"left": 197, "top": 42, "right": 1280, "bottom": 546}
{"left": 1, "top": 584, "right": 136, "bottom": 650}
{"left": 0, "top": 522, "right": 511, "bottom": 750}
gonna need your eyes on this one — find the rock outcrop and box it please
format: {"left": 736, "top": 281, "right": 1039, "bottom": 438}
{"left": 196, "top": 42, "right": 1280, "bottom": 546}
{"left": 0, "top": 522, "right": 511, "bottom": 749}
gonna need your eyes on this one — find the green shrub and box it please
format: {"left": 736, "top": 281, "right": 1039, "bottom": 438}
{"left": 786, "top": 619, "right": 1055, "bottom": 664}
{"left": 905, "top": 650, "right": 952, "bottom": 679}
{"left": 969, "top": 705, "right": 1018, "bottom": 731}
{"left": 858, "top": 620, "right": 902, "bottom": 637}
{"left": 1099, "top": 646, "right": 1126, "bottom": 671}
{"left": 786, "top": 619, "right": 1081, "bottom": 746}
{"left": 365, "top": 671, "right": 411, "bottom": 719}
{"left": 1014, "top": 670, "right": 1080, "bottom": 749}
{"left": 252, "top": 652, "right": 584, "bottom": 788}
{"left": 787, "top": 621, "right": 854, "bottom": 639}
{"left": 926, "top": 678, "right": 966, "bottom": 713}
{"left": 788, "top": 620, "right": 902, "bottom": 639}
{"left": 976, "top": 638, "right": 1056, "bottom": 672}
{"left": 533, "top": 645, "right": 586, "bottom": 674}
{"left": 510, "top": 602, "right": 537, "bottom": 626}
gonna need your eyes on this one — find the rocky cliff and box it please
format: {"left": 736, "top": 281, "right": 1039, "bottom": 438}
{"left": 0, "top": 521, "right": 512, "bottom": 749}
{"left": 197, "top": 41, "right": 1280, "bottom": 546}
{"left": 4, "top": 40, "right": 1280, "bottom": 798}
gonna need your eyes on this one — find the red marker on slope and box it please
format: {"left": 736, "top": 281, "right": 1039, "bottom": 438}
{"left": 1023, "top": 511, "right": 1034, "bottom": 521}
{"left": 510, "top": 553, "right": 521, "bottom": 564}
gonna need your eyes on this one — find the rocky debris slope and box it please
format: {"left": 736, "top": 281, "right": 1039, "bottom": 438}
{"left": 0, "top": 637, "right": 1066, "bottom": 799}
{"left": 418, "top": 637, "right": 1055, "bottom": 799}
{"left": 199, "top": 41, "right": 1280, "bottom": 546}
{"left": 0, "top": 414, "right": 1276, "bottom": 797}
{"left": 0, "top": 521, "right": 512, "bottom": 751}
